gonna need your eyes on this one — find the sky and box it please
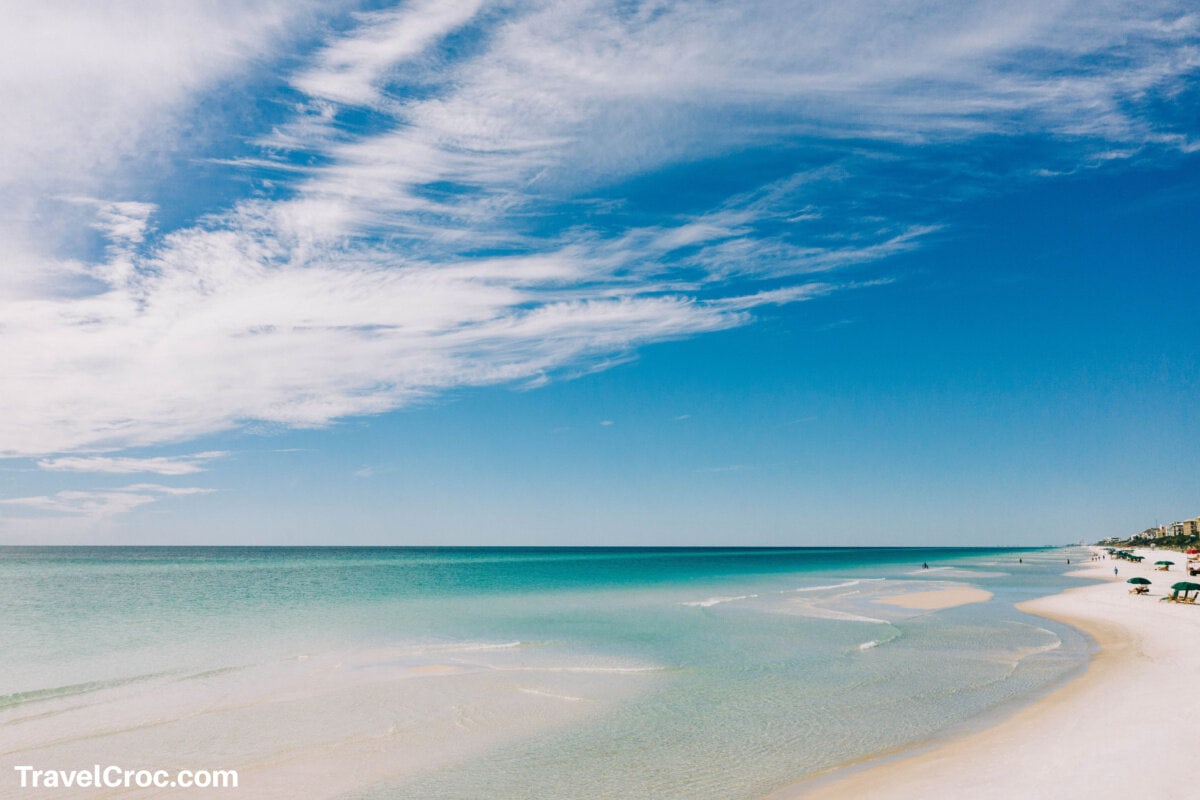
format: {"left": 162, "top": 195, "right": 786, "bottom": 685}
{"left": 0, "top": 0, "right": 1196, "bottom": 546}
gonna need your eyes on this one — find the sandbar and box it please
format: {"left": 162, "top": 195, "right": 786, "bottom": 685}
{"left": 874, "top": 587, "right": 993, "bottom": 610}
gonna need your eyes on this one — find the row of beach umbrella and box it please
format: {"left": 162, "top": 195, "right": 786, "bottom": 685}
{"left": 1126, "top": 576, "right": 1200, "bottom": 601}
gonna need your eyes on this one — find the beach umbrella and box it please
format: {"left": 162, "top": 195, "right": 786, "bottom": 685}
{"left": 1187, "top": 549, "right": 1199, "bottom": 554}
{"left": 1127, "top": 577, "right": 1151, "bottom": 584}
{"left": 1167, "top": 581, "right": 1200, "bottom": 601}
{"left": 1156, "top": 560, "right": 1174, "bottom": 565}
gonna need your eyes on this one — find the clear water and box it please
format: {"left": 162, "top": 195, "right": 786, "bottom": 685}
{"left": 0, "top": 546, "right": 1094, "bottom": 799}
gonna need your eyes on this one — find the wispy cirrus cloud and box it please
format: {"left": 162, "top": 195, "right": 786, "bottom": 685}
{"left": 0, "top": 0, "right": 331, "bottom": 300}
{"left": 291, "top": 0, "right": 486, "bottom": 107}
{"left": 0, "top": 484, "right": 215, "bottom": 519}
{"left": 0, "top": 0, "right": 1196, "bottom": 465}
{"left": 36, "top": 451, "right": 229, "bottom": 475}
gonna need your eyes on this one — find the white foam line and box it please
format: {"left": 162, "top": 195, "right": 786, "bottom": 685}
{"left": 790, "top": 606, "right": 890, "bottom": 624}
{"left": 518, "top": 688, "right": 588, "bottom": 702}
{"left": 905, "top": 568, "right": 1010, "bottom": 578}
{"left": 493, "top": 666, "right": 662, "bottom": 674}
{"left": 412, "top": 641, "right": 523, "bottom": 654}
{"left": 680, "top": 594, "right": 757, "bottom": 607}
{"left": 792, "top": 580, "right": 863, "bottom": 593}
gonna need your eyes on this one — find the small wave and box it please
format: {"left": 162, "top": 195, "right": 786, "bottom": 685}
{"left": 681, "top": 594, "right": 755, "bottom": 607}
{"left": 787, "top": 605, "right": 889, "bottom": 624}
{"left": 519, "top": 688, "right": 587, "bottom": 702}
{"left": 1005, "top": 624, "right": 1065, "bottom": 654}
{"left": 1016, "top": 628, "right": 1063, "bottom": 657}
{"left": 906, "top": 567, "right": 1009, "bottom": 578}
{"left": 856, "top": 626, "right": 902, "bottom": 650}
{"left": 411, "top": 641, "right": 523, "bottom": 654}
{"left": 494, "top": 665, "right": 662, "bottom": 674}
{"left": 178, "top": 665, "right": 244, "bottom": 682}
{"left": 792, "top": 580, "right": 863, "bottom": 593}
{"left": 0, "top": 669, "right": 180, "bottom": 711}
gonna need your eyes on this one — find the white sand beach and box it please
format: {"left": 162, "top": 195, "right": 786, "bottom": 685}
{"left": 776, "top": 546, "right": 1200, "bottom": 800}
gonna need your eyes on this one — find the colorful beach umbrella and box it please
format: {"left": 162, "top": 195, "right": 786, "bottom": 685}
{"left": 1127, "top": 577, "right": 1151, "bottom": 585}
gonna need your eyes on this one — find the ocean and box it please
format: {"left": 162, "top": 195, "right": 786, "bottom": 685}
{"left": 0, "top": 546, "right": 1095, "bottom": 799}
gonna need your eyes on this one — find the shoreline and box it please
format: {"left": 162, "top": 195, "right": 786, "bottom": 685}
{"left": 769, "top": 546, "right": 1200, "bottom": 800}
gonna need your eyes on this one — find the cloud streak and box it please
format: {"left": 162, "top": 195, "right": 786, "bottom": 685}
{"left": 0, "top": 484, "right": 215, "bottom": 519}
{"left": 36, "top": 452, "right": 229, "bottom": 475}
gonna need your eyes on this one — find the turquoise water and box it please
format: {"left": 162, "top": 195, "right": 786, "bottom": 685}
{"left": 0, "top": 546, "right": 1094, "bottom": 799}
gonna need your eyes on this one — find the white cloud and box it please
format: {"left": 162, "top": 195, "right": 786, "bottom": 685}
{"left": 0, "top": 0, "right": 1196, "bottom": 463}
{"left": 292, "top": 0, "right": 485, "bottom": 107}
{"left": 36, "top": 451, "right": 229, "bottom": 475}
{"left": 0, "top": 484, "right": 214, "bottom": 519}
{"left": 0, "top": 1, "right": 328, "bottom": 298}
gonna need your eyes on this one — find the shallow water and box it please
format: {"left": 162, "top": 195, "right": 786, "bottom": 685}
{"left": 0, "top": 546, "right": 1094, "bottom": 799}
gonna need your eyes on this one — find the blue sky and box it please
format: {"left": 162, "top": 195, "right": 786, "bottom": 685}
{"left": 0, "top": 0, "right": 1196, "bottom": 545}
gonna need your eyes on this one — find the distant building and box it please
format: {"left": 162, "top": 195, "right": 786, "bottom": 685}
{"left": 1118, "top": 518, "right": 1198, "bottom": 544}
{"left": 1155, "top": 519, "right": 1200, "bottom": 538}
